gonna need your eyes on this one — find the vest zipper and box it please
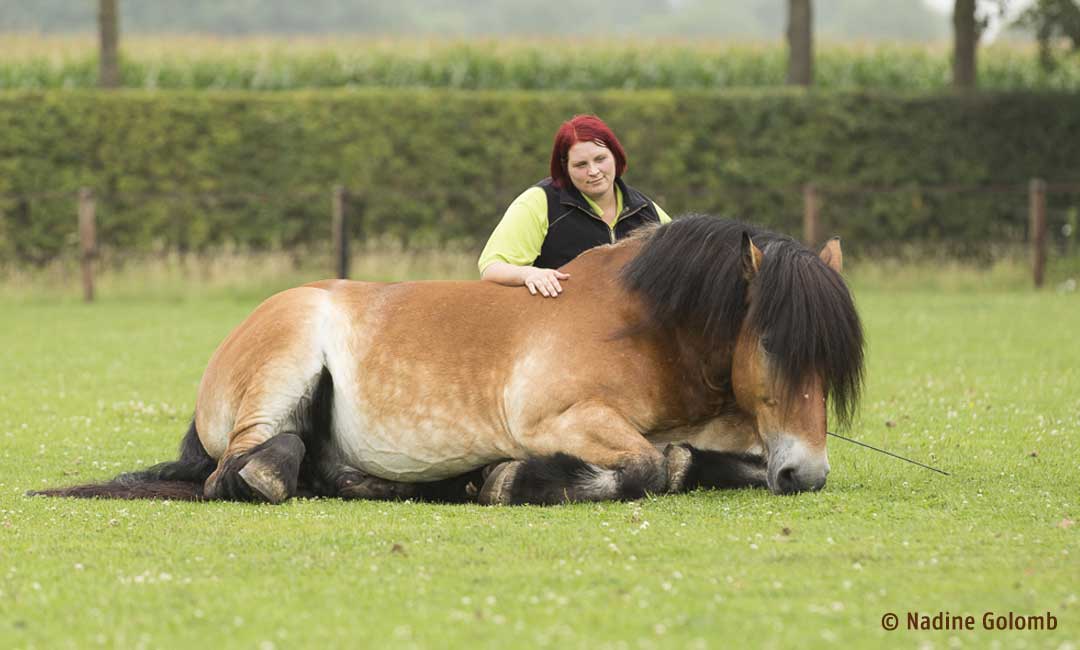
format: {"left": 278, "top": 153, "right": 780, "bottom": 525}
{"left": 560, "top": 199, "right": 648, "bottom": 244}
{"left": 610, "top": 204, "right": 648, "bottom": 243}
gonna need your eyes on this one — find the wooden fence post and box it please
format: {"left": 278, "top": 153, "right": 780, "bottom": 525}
{"left": 1029, "top": 178, "right": 1047, "bottom": 289}
{"left": 802, "top": 183, "right": 820, "bottom": 247}
{"left": 78, "top": 188, "right": 97, "bottom": 302}
{"left": 332, "top": 185, "right": 349, "bottom": 279}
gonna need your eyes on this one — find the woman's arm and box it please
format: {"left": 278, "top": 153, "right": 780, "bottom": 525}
{"left": 482, "top": 262, "right": 569, "bottom": 297}
{"left": 479, "top": 187, "right": 572, "bottom": 296}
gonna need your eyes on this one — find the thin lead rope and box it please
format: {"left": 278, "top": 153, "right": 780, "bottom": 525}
{"left": 827, "top": 431, "right": 951, "bottom": 476}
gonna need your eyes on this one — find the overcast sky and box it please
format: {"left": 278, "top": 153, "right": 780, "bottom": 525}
{"left": 921, "top": 0, "right": 1034, "bottom": 41}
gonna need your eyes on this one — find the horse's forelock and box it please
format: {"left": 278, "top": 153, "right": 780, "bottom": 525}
{"left": 748, "top": 242, "right": 865, "bottom": 428}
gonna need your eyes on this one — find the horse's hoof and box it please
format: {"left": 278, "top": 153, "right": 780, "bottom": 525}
{"left": 478, "top": 461, "right": 521, "bottom": 506}
{"left": 465, "top": 481, "right": 479, "bottom": 498}
{"left": 664, "top": 443, "right": 694, "bottom": 493}
{"left": 239, "top": 459, "right": 290, "bottom": 504}
{"left": 480, "top": 461, "right": 504, "bottom": 482}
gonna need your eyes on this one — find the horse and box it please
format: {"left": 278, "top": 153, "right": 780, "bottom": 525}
{"left": 31, "top": 215, "right": 864, "bottom": 505}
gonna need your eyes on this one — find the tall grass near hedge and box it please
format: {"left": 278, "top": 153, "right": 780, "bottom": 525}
{"left": 2, "top": 36, "right": 1079, "bottom": 91}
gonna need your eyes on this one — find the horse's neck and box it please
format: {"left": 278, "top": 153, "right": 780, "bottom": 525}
{"left": 667, "top": 327, "right": 738, "bottom": 419}
{"left": 572, "top": 239, "right": 737, "bottom": 415}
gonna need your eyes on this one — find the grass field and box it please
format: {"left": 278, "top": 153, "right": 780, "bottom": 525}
{"left": 1, "top": 260, "right": 1077, "bottom": 649}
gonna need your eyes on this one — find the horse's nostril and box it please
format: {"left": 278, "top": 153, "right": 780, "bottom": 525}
{"left": 777, "top": 466, "right": 797, "bottom": 493}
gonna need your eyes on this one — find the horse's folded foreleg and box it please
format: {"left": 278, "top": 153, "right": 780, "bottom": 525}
{"left": 477, "top": 401, "right": 668, "bottom": 505}
{"left": 662, "top": 443, "right": 767, "bottom": 493}
{"left": 478, "top": 451, "right": 667, "bottom": 505}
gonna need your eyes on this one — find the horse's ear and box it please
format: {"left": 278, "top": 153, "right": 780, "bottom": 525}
{"left": 741, "top": 232, "right": 763, "bottom": 281}
{"left": 819, "top": 237, "right": 843, "bottom": 273}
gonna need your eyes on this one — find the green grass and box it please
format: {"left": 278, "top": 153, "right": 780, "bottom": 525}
{"left": 1, "top": 264, "right": 1078, "bottom": 648}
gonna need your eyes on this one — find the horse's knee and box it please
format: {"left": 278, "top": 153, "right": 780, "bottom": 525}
{"left": 204, "top": 434, "right": 306, "bottom": 503}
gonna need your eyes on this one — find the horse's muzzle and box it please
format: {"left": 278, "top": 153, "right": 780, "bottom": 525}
{"left": 767, "top": 437, "right": 829, "bottom": 495}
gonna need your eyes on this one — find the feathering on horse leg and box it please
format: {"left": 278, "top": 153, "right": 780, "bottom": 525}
{"left": 478, "top": 450, "right": 666, "bottom": 506}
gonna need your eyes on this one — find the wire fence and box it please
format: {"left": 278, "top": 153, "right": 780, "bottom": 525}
{"left": 2, "top": 179, "right": 1079, "bottom": 300}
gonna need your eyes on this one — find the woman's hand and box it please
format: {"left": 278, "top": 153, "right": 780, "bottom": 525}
{"left": 522, "top": 267, "right": 570, "bottom": 297}
{"left": 481, "top": 262, "right": 571, "bottom": 297}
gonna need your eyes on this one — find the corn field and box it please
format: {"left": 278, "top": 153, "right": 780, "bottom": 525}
{"left": 2, "top": 35, "right": 1078, "bottom": 91}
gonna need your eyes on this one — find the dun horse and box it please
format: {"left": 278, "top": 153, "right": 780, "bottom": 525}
{"left": 33, "top": 216, "right": 864, "bottom": 505}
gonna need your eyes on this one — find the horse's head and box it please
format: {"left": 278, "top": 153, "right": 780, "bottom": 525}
{"left": 622, "top": 217, "right": 864, "bottom": 495}
{"left": 731, "top": 234, "right": 862, "bottom": 495}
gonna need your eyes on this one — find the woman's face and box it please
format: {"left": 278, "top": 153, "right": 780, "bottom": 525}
{"left": 566, "top": 140, "right": 616, "bottom": 200}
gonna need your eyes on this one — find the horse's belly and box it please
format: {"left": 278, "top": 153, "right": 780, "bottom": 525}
{"left": 331, "top": 412, "right": 507, "bottom": 482}
{"left": 318, "top": 283, "right": 518, "bottom": 482}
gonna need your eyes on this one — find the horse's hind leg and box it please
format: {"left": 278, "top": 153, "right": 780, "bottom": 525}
{"left": 205, "top": 433, "right": 306, "bottom": 503}
{"left": 196, "top": 286, "right": 333, "bottom": 504}
{"left": 201, "top": 367, "right": 331, "bottom": 504}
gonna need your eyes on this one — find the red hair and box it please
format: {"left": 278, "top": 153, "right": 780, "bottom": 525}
{"left": 549, "top": 115, "right": 628, "bottom": 189}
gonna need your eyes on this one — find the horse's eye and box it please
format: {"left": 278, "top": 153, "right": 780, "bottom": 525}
{"left": 762, "top": 397, "right": 779, "bottom": 407}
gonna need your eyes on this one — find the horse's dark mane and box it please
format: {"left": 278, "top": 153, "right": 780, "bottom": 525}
{"left": 622, "top": 215, "right": 865, "bottom": 427}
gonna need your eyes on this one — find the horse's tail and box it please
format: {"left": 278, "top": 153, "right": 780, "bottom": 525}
{"left": 27, "top": 420, "right": 215, "bottom": 501}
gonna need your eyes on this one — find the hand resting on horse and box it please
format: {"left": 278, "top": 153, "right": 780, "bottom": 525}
{"left": 481, "top": 262, "right": 570, "bottom": 297}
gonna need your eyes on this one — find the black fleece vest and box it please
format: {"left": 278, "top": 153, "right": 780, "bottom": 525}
{"left": 531, "top": 177, "right": 661, "bottom": 270}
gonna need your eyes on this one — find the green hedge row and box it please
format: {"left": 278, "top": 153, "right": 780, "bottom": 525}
{"left": 1, "top": 89, "right": 1079, "bottom": 264}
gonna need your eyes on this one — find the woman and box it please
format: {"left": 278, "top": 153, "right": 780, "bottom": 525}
{"left": 478, "top": 114, "right": 671, "bottom": 297}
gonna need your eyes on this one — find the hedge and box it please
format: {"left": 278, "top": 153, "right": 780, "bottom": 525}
{"left": 1, "top": 89, "right": 1079, "bottom": 264}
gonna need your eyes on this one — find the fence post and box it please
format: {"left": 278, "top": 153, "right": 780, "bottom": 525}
{"left": 332, "top": 185, "right": 349, "bottom": 279}
{"left": 1029, "top": 178, "right": 1047, "bottom": 289}
{"left": 802, "top": 183, "right": 820, "bottom": 247}
{"left": 78, "top": 188, "right": 97, "bottom": 302}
